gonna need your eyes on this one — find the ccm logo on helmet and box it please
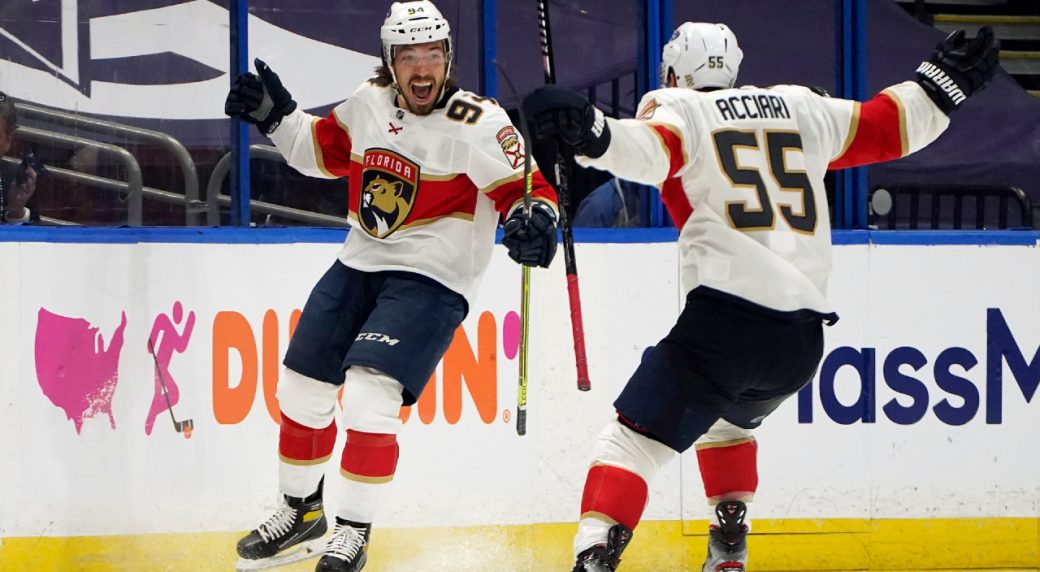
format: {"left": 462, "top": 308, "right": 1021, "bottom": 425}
{"left": 408, "top": 25, "right": 436, "bottom": 33}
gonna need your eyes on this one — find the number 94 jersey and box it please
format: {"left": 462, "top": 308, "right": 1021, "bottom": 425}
{"left": 577, "top": 81, "right": 950, "bottom": 318}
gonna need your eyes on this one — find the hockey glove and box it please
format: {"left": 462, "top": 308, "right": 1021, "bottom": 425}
{"left": 523, "top": 85, "right": 611, "bottom": 158}
{"left": 502, "top": 201, "right": 558, "bottom": 268}
{"left": 224, "top": 58, "right": 298, "bottom": 134}
{"left": 916, "top": 26, "right": 999, "bottom": 114}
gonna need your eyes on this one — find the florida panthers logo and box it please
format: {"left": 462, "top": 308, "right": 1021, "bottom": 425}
{"left": 496, "top": 126, "right": 525, "bottom": 169}
{"left": 358, "top": 149, "right": 419, "bottom": 238}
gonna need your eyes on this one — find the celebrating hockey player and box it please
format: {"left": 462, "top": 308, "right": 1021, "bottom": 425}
{"left": 223, "top": 2, "right": 558, "bottom": 570}
{"left": 524, "top": 21, "right": 998, "bottom": 572}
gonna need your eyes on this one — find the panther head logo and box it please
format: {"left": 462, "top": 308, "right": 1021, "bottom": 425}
{"left": 357, "top": 149, "right": 419, "bottom": 238}
{"left": 363, "top": 176, "right": 408, "bottom": 216}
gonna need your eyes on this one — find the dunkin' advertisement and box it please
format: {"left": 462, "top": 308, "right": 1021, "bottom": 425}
{"left": 0, "top": 238, "right": 1038, "bottom": 538}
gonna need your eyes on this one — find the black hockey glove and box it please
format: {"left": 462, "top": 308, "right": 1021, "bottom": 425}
{"left": 522, "top": 85, "right": 611, "bottom": 158}
{"left": 502, "top": 201, "right": 558, "bottom": 268}
{"left": 916, "top": 26, "right": 999, "bottom": 115}
{"left": 224, "top": 58, "right": 298, "bottom": 134}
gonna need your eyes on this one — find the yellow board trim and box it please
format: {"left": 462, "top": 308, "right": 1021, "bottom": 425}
{"left": 1, "top": 518, "right": 1036, "bottom": 570}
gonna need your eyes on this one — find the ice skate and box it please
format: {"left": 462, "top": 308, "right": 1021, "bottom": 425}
{"left": 701, "top": 500, "right": 748, "bottom": 572}
{"left": 572, "top": 523, "right": 633, "bottom": 572}
{"left": 314, "top": 518, "right": 371, "bottom": 571}
{"left": 235, "top": 487, "right": 328, "bottom": 571}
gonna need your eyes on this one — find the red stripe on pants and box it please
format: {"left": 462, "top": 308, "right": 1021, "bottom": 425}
{"left": 279, "top": 412, "right": 337, "bottom": 462}
{"left": 696, "top": 440, "right": 758, "bottom": 499}
{"left": 340, "top": 430, "right": 399, "bottom": 478}
{"left": 580, "top": 464, "right": 648, "bottom": 530}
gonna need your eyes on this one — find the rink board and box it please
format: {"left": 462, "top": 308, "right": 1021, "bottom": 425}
{"left": 0, "top": 230, "right": 1038, "bottom": 570}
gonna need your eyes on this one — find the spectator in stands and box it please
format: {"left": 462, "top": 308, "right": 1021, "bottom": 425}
{"left": 0, "top": 92, "right": 37, "bottom": 224}
{"left": 573, "top": 177, "right": 646, "bottom": 228}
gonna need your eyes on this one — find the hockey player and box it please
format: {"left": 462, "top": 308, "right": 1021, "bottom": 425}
{"left": 524, "top": 22, "right": 998, "bottom": 572}
{"left": 223, "top": 2, "right": 558, "bottom": 570}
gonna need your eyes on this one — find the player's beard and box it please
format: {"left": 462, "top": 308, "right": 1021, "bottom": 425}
{"left": 402, "top": 74, "right": 441, "bottom": 116}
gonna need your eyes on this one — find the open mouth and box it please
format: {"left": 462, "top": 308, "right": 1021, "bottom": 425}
{"left": 410, "top": 81, "right": 434, "bottom": 104}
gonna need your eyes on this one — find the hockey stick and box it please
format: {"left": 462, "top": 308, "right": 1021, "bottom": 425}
{"left": 538, "top": 0, "right": 591, "bottom": 391}
{"left": 493, "top": 59, "right": 532, "bottom": 437}
{"left": 147, "top": 337, "right": 194, "bottom": 439}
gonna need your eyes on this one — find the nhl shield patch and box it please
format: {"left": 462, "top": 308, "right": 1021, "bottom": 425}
{"left": 496, "top": 126, "right": 525, "bottom": 169}
{"left": 359, "top": 149, "right": 420, "bottom": 238}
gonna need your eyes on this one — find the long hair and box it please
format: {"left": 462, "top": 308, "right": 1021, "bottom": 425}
{"left": 0, "top": 92, "right": 16, "bottom": 135}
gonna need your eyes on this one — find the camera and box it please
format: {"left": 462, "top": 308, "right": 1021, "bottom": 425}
{"left": 16, "top": 149, "right": 46, "bottom": 185}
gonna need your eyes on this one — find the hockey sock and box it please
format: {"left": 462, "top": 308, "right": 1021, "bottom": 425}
{"left": 279, "top": 412, "right": 337, "bottom": 498}
{"left": 574, "top": 418, "right": 674, "bottom": 555}
{"left": 695, "top": 437, "right": 758, "bottom": 502}
{"left": 581, "top": 463, "right": 648, "bottom": 529}
{"left": 336, "top": 429, "right": 399, "bottom": 523}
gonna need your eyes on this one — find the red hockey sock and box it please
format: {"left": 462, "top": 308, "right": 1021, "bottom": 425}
{"left": 580, "top": 464, "right": 649, "bottom": 530}
{"left": 695, "top": 439, "right": 758, "bottom": 501}
{"left": 340, "top": 430, "right": 399, "bottom": 483}
{"left": 279, "top": 412, "right": 337, "bottom": 464}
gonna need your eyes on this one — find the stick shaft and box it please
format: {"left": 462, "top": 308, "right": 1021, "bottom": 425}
{"left": 517, "top": 264, "right": 531, "bottom": 435}
{"left": 538, "top": 0, "right": 591, "bottom": 391}
{"left": 147, "top": 337, "right": 181, "bottom": 426}
{"left": 537, "top": 0, "right": 556, "bottom": 84}
{"left": 495, "top": 57, "right": 536, "bottom": 435}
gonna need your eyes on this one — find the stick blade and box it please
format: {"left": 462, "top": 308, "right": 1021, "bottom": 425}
{"left": 176, "top": 419, "right": 194, "bottom": 439}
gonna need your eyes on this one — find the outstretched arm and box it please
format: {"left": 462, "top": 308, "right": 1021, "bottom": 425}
{"left": 829, "top": 26, "right": 999, "bottom": 169}
{"left": 523, "top": 85, "right": 683, "bottom": 186}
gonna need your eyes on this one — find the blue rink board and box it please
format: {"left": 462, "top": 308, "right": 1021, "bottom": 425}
{"left": 0, "top": 226, "right": 1037, "bottom": 246}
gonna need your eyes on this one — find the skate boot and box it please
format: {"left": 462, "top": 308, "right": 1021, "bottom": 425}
{"left": 572, "top": 523, "right": 633, "bottom": 572}
{"left": 701, "top": 500, "right": 749, "bottom": 572}
{"left": 315, "top": 517, "right": 372, "bottom": 571}
{"left": 236, "top": 484, "right": 327, "bottom": 571}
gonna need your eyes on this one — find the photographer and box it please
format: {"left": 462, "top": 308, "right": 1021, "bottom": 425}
{"left": 0, "top": 92, "right": 38, "bottom": 224}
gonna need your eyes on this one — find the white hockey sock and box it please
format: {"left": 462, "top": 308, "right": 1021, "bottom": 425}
{"left": 574, "top": 515, "right": 616, "bottom": 556}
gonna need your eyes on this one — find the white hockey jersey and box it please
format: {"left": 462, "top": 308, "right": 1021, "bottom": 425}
{"left": 269, "top": 82, "right": 557, "bottom": 305}
{"left": 578, "top": 81, "right": 950, "bottom": 318}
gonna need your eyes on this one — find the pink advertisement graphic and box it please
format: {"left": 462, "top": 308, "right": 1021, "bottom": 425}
{"left": 146, "top": 301, "right": 196, "bottom": 437}
{"left": 35, "top": 308, "right": 127, "bottom": 434}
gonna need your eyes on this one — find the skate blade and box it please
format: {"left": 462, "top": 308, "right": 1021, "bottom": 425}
{"left": 235, "top": 537, "right": 325, "bottom": 571}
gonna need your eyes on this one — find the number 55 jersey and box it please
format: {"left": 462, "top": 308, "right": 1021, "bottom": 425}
{"left": 268, "top": 81, "right": 557, "bottom": 306}
{"left": 577, "top": 82, "right": 950, "bottom": 319}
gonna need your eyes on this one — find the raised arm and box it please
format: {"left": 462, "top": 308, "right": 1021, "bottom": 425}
{"left": 828, "top": 26, "right": 999, "bottom": 169}
{"left": 224, "top": 58, "right": 352, "bottom": 179}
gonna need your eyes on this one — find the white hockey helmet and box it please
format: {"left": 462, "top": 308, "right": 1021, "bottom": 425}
{"left": 660, "top": 22, "right": 743, "bottom": 90}
{"left": 381, "top": 1, "right": 453, "bottom": 85}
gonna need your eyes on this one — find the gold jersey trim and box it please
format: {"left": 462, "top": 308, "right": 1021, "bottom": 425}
{"left": 833, "top": 101, "right": 862, "bottom": 163}
{"left": 340, "top": 467, "right": 394, "bottom": 484}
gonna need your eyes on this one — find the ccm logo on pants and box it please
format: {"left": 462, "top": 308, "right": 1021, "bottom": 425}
{"left": 356, "top": 333, "right": 400, "bottom": 346}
